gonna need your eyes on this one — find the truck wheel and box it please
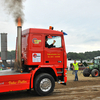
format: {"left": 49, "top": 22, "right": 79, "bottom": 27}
{"left": 91, "top": 69, "right": 99, "bottom": 77}
{"left": 83, "top": 68, "right": 90, "bottom": 77}
{"left": 34, "top": 73, "right": 55, "bottom": 96}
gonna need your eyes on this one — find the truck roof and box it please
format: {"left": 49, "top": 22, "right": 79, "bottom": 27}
{"left": 22, "top": 28, "right": 63, "bottom": 36}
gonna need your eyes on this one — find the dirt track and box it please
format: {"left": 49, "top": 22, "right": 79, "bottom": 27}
{"left": 0, "top": 71, "right": 100, "bottom": 100}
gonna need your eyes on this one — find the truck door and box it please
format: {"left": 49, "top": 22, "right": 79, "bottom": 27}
{"left": 44, "top": 35, "right": 63, "bottom": 65}
{"left": 29, "top": 34, "right": 43, "bottom": 65}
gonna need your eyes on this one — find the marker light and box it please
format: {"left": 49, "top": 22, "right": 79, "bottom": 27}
{"left": 48, "top": 35, "right": 52, "bottom": 38}
{"left": 63, "top": 32, "right": 67, "bottom": 35}
{"left": 49, "top": 26, "right": 54, "bottom": 30}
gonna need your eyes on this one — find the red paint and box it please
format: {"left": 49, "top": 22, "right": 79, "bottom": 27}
{"left": 0, "top": 73, "right": 31, "bottom": 93}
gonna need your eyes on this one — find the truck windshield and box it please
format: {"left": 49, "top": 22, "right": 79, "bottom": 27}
{"left": 47, "top": 36, "right": 62, "bottom": 48}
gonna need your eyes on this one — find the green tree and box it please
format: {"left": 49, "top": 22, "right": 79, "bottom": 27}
{"left": 67, "top": 50, "right": 100, "bottom": 60}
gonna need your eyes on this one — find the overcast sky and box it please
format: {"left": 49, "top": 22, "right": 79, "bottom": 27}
{"left": 0, "top": 0, "right": 100, "bottom": 53}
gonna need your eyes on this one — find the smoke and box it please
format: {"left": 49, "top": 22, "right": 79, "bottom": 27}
{"left": 3, "top": 0, "right": 26, "bottom": 25}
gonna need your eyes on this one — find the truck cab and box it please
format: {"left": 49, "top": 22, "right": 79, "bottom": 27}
{"left": 21, "top": 28, "right": 67, "bottom": 83}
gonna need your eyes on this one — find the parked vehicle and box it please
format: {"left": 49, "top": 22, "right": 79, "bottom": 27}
{"left": 83, "top": 56, "right": 100, "bottom": 77}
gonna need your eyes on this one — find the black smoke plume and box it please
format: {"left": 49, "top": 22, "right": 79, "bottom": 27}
{"left": 3, "top": 0, "right": 26, "bottom": 25}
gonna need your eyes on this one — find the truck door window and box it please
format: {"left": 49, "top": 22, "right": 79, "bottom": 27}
{"left": 45, "top": 36, "right": 62, "bottom": 48}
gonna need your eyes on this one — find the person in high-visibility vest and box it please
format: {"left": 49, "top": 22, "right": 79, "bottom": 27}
{"left": 72, "top": 60, "right": 80, "bottom": 81}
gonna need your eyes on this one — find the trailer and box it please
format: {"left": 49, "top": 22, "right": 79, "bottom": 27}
{"left": 0, "top": 18, "right": 67, "bottom": 96}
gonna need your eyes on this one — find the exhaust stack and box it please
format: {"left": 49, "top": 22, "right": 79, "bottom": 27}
{"left": 1, "top": 33, "right": 7, "bottom": 60}
{"left": 1, "top": 33, "right": 14, "bottom": 67}
{"left": 16, "top": 17, "right": 22, "bottom": 71}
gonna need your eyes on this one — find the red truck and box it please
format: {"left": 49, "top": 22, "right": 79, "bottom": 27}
{"left": 0, "top": 19, "right": 67, "bottom": 96}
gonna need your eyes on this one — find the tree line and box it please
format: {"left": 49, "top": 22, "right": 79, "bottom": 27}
{"left": 0, "top": 50, "right": 100, "bottom": 60}
{"left": 0, "top": 50, "right": 15, "bottom": 60}
{"left": 67, "top": 50, "right": 100, "bottom": 60}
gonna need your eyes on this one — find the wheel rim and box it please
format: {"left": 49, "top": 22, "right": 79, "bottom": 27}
{"left": 95, "top": 71, "right": 98, "bottom": 76}
{"left": 40, "top": 78, "right": 52, "bottom": 92}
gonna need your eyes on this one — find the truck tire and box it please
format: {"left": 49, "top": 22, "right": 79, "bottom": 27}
{"left": 91, "top": 69, "right": 99, "bottom": 77}
{"left": 83, "top": 68, "right": 90, "bottom": 77}
{"left": 34, "top": 73, "right": 55, "bottom": 96}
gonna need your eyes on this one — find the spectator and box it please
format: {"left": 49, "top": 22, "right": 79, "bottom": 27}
{"left": 72, "top": 60, "right": 82, "bottom": 81}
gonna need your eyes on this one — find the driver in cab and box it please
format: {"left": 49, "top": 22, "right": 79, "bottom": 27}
{"left": 45, "top": 36, "right": 56, "bottom": 48}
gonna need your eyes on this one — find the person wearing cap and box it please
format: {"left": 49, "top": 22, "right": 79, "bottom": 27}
{"left": 72, "top": 60, "right": 81, "bottom": 81}
{"left": 45, "top": 36, "right": 56, "bottom": 48}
